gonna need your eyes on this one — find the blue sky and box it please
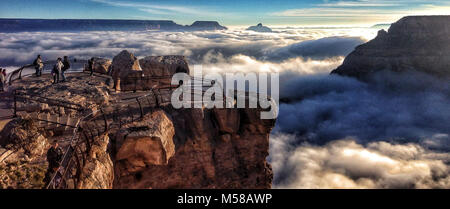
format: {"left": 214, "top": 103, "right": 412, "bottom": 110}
{"left": 1, "top": 0, "right": 450, "bottom": 26}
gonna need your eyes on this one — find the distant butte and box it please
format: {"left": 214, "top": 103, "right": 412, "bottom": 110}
{"left": 246, "top": 23, "right": 273, "bottom": 32}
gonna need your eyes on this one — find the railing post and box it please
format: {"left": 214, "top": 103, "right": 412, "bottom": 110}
{"left": 153, "top": 89, "right": 160, "bottom": 107}
{"left": 129, "top": 105, "right": 134, "bottom": 122}
{"left": 13, "top": 90, "right": 17, "bottom": 118}
{"left": 136, "top": 98, "right": 144, "bottom": 118}
{"left": 82, "top": 129, "right": 91, "bottom": 152}
{"left": 18, "top": 68, "right": 23, "bottom": 79}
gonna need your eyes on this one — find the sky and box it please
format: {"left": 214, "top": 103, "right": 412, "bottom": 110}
{"left": 1, "top": 0, "right": 450, "bottom": 26}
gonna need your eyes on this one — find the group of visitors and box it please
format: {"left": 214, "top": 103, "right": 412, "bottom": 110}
{"left": 33, "top": 55, "right": 71, "bottom": 84}
{"left": 0, "top": 68, "right": 6, "bottom": 92}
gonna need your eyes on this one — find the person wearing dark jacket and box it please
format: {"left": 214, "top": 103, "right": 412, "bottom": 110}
{"left": 47, "top": 141, "right": 63, "bottom": 170}
{"left": 88, "top": 57, "right": 95, "bottom": 76}
{"left": 0, "top": 68, "right": 5, "bottom": 92}
{"left": 61, "top": 56, "right": 70, "bottom": 82}
{"left": 44, "top": 141, "right": 63, "bottom": 188}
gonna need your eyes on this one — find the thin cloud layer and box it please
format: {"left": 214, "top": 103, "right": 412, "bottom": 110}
{"left": 0, "top": 28, "right": 376, "bottom": 68}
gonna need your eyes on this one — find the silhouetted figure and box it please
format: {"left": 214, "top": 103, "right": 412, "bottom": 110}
{"left": 33, "top": 55, "right": 44, "bottom": 77}
{"left": 47, "top": 141, "right": 63, "bottom": 170}
{"left": 61, "top": 56, "right": 71, "bottom": 82}
{"left": 44, "top": 141, "right": 63, "bottom": 188}
{"left": 52, "top": 58, "right": 64, "bottom": 84}
{"left": 88, "top": 57, "right": 95, "bottom": 76}
{"left": 0, "top": 68, "right": 5, "bottom": 92}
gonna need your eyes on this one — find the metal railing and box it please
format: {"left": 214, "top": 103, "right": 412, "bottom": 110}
{"left": 45, "top": 88, "right": 171, "bottom": 189}
{"left": 5, "top": 59, "right": 222, "bottom": 189}
{"left": 7, "top": 59, "right": 89, "bottom": 85}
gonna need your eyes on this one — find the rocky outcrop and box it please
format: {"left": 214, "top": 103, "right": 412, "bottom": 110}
{"left": 78, "top": 134, "right": 114, "bottom": 189}
{"left": 10, "top": 73, "right": 112, "bottom": 117}
{"left": 91, "top": 57, "right": 112, "bottom": 74}
{"left": 111, "top": 50, "right": 142, "bottom": 91}
{"left": 114, "top": 110, "right": 175, "bottom": 177}
{"left": 112, "top": 105, "right": 274, "bottom": 189}
{"left": 331, "top": 16, "right": 450, "bottom": 79}
{"left": 247, "top": 23, "right": 272, "bottom": 32}
{"left": 0, "top": 118, "right": 49, "bottom": 189}
{"left": 139, "top": 55, "right": 190, "bottom": 77}
{"left": 117, "top": 55, "right": 190, "bottom": 91}
{"left": 0, "top": 51, "right": 275, "bottom": 189}
{"left": 0, "top": 118, "right": 49, "bottom": 158}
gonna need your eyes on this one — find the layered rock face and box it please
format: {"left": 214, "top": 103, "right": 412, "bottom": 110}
{"left": 112, "top": 106, "right": 274, "bottom": 189}
{"left": 115, "top": 110, "right": 175, "bottom": 174}
{"left": 331, "top": 16, "right": 450, "bottom": 78}
{"left": 0, "top": 118, "right": 49, "bottom": 189}
{"left": 78, "top": 134, "right": 114, "bottom": 189}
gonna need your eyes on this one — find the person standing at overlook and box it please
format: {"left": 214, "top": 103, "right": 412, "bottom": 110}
{"left": 88, "top": 57, "right": 95, "bottom": 76}
{"left": 0, "top": 68, "right": 5, "bottom": 92}
{"left": 52, "top": 57, "right": 64, "bottom": 84}
{"left": 61, "top": 56, "right": 71, "bottom": 82}
{"left": 33, "top": 55, "right": 44, "bottom": 77}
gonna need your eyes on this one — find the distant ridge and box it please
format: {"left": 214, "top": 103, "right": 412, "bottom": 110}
{"left": 332, "top": 16, "right": 450, "bottom": 79}
{"left": 370, "top": 23, "right": 391, "bottom": 29}
{"left": 0, "top": 18, "right": 228, "bottom": 32}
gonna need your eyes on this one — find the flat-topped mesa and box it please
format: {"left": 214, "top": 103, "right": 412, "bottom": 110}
{"left": 331, "top": 16, "right": 450, "bottom": 79}
{"left": 189, "top": 21, "right": 228, "bottom": 30}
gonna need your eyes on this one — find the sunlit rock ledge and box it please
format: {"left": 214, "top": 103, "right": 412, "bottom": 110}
{"left": 0, "top": 51, "right": 276, "bottom": 189}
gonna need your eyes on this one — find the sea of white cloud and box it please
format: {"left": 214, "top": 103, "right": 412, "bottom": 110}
{"left": 1, "top": 27, "right": 449, "bottom": 188}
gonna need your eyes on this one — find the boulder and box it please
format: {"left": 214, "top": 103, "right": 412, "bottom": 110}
{"left": 91, "top": 57, "right": 112, "bottom": 74}
{"left": 139, "top": 55, "right": 190, "bottom": 77}
{"left": 78, "top": 134, "right": 114, "bottom": 189}
{"left": 111, "top": 50, "right": 142, "bottom": 89}
{"left": 115, "top": 110, "right": 175, "bottom": 173}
